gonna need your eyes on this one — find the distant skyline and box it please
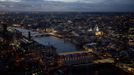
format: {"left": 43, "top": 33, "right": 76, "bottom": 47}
{"left": 0, "top": 0, "right": 134, "bottom": 12}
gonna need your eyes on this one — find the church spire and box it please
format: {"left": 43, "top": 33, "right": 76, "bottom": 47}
{"left": 95, "top": 25, "right": 99, "bottom": 32}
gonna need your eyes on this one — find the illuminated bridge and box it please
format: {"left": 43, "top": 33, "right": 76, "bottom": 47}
{"left": 57, "top": 51, "right": 114, "bottom": 66}
{"left": 13, "top": 28, "right": 115, "bottom": 67}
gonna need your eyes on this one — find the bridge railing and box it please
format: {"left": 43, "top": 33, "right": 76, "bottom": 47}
{"left": 57, "top": 52, "right": 98, "bottom": 66}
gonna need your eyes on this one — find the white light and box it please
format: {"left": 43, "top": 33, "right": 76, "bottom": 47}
{"left": 88, "top": 28, "right": 93, "bottom": 32}
{"left": 44, "top": 0, "right": 105, "bottom": 3}
{"left": 32, "top": 73, "right": 38, "bottom": 75}
{"left": 0, "top": 0, "right": 21, "bottom": 2}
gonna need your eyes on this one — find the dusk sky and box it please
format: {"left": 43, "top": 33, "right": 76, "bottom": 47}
{"left": 0, "top": 0, "right": 134, "bottom": 12}
{"left": 0, "top": 0, "right": 133, "bottom": 4}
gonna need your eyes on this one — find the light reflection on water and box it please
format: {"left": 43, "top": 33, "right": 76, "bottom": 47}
{"left": 34, "top": 36, "right": 78, "bottom": 53}
{"left": 16, "top": 28, "right": 79, "bottom": 53}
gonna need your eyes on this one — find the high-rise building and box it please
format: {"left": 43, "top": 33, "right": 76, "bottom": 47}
{"left": 128, "top": 25, "right": 134, "bottom": 49}
{"left": 2, "top": 24, "right": 9, "bottom": 41}
{"left": 28, "top": 31, "right": 31, "bottom": 40}
{"left": 2, "top": 24, "right": 8, "bottom": 36}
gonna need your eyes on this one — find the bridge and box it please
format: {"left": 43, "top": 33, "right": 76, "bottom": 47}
{"left": 13, "top": 27, "right": 115, "bottom": 67}
{"left": 33, "top": 32, "right": 63, "bottom": 38}
{"left": 32, "top": 33, "right": 55, "bottom": 37}
{"left": 57, "top": 51, "right": 115, "bottom": 66}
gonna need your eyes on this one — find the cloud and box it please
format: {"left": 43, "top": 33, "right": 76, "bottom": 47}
{"left": 0, "top": 0, "right": 134, "bottom": 4}
{"left": 44, "top": 0, "right": 106, "bottom": 3}
{"left": 0, "top": 0, "right": 134, "bottom": 12}
{"left": 0, "top": 0, "right": 21, "bottom": 2}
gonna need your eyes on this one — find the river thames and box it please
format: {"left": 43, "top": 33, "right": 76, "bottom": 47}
{"left": 16, "top": 28, "right": 79, "bottom": 53}
{"left": 16, "top": 28, "right": 132, "bottom": 75}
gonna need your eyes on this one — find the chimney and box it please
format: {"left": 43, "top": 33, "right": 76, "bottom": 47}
{"left": 28, "top": 31, "right": 31, "bottom": 40}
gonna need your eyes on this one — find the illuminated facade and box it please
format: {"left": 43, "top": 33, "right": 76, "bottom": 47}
{"left": 95, "top": 25, "right": 104, "bottom": 36}
{"left": 128, "top": 27, "right": 134, "bottom": 48}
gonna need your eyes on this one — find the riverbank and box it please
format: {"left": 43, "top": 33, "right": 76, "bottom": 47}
{"left": 50, "top": 63, "right": 132, "bottom": 75}
{"left": 16, "top": 28, "right": 81, "bottom": 53}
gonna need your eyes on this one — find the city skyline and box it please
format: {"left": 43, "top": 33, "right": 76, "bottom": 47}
{"left": 0, "top": 12, "right": 133, "bottom": 75}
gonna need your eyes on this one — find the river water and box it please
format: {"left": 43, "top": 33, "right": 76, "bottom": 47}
{"left": 16, "top": 28, "right": 130, "bottom": 75}
{"left": 16, "top": 28, "right": 79, "bottom": 53}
